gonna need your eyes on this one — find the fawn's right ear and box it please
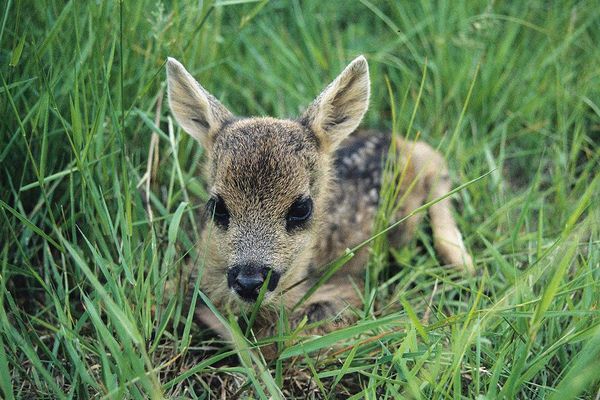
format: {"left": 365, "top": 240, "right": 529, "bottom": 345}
{"left": 166, "top": 57, "right": 233, "bottom": 148}
{"left": 300, "top": 56, "right": 370, "bottom": 152}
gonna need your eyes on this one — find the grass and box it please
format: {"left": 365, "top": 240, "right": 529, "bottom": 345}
{"left": 1, "top": 0, "right": 599, "bottom": 398}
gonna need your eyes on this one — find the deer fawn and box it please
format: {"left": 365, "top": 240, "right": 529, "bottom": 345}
{"left": 166, "top": 55, "right": 473, "bottom": 348}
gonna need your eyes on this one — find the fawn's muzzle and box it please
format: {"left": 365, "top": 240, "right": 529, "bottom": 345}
{"left": 227, "top": 263, "right": 280, "bottom": 302}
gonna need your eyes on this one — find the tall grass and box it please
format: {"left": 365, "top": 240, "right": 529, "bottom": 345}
{"left": 1, "top": 0, "right": 599, "bottom": 398}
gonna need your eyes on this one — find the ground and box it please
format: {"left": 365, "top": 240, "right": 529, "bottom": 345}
{"left": 0, "top": 1, "right": 599, "bottom": 399}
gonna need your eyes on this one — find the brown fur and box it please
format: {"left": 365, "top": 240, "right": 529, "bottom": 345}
{"left": 165, "top": 56, "right": 473, "bottom": 350}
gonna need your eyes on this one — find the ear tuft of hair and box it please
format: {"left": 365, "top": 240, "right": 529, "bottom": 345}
{"left": 301, "top": 55, "right": 371, "bottom": 150}
{"left": 166, "top": 57, "right": 233, "bottom": 148}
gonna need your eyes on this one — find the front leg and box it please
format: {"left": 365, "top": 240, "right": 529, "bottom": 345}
{"left": 195, "top": 305, "right": 284, "bottom": 361}
{"left": 289, "top": 281, "right": 361, "bottom": 336}
{"left": 195, "top": 305, "right": 233, "bottom": 342}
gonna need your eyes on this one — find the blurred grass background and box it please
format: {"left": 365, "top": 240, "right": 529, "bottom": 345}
{"left": 1, "top": 0, "right": 599, "bottom": 398}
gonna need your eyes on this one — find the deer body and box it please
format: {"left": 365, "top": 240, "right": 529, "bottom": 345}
{"left": 166, "top": 56, "right": 473, "bottom": 343}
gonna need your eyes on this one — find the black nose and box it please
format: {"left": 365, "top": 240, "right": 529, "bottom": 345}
{"left": 227, "top": 264, "right": 280, "bottom": 302}
{"left": 236, "top": 271, "right": 264, "bottom": 292}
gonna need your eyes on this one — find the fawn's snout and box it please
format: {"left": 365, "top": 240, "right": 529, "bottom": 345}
{"left": 227, "top": 264, "right": 281, "bottom": 302}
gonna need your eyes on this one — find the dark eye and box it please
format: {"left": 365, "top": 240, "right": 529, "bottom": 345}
{"left": 206, "top": 195, "right": 229, "bottom": 228}
{"left": 286, "top": 197, "right": 313, "bottom": 231}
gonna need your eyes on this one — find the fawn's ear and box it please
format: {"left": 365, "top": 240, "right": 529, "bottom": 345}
{"left": 301, "top": 56, "right": 370, "bottom": 151}
{"left": 166, "top": 57, "right": 233, "bottom": 148}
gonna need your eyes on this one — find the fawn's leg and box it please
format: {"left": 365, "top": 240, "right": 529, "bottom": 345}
{"left": 195, "top": 306, "right": 233, "bottom": 342}
{"left": 398, "top": 140, "right": 474, "bottom": 273}
{"left": 288, "top": 278, "right": 362, "bottom": 335}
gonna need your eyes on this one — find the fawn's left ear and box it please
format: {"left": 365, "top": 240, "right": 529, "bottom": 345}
{"left": 166, "top": 57, "right": 233, "bottom": 149}
{"left": 301, "top": 56, "right": 370, "bottom": 151}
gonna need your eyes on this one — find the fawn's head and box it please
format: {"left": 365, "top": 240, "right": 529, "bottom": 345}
{"left": 166, "top": 56, "right": 370, "bottom": 305}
